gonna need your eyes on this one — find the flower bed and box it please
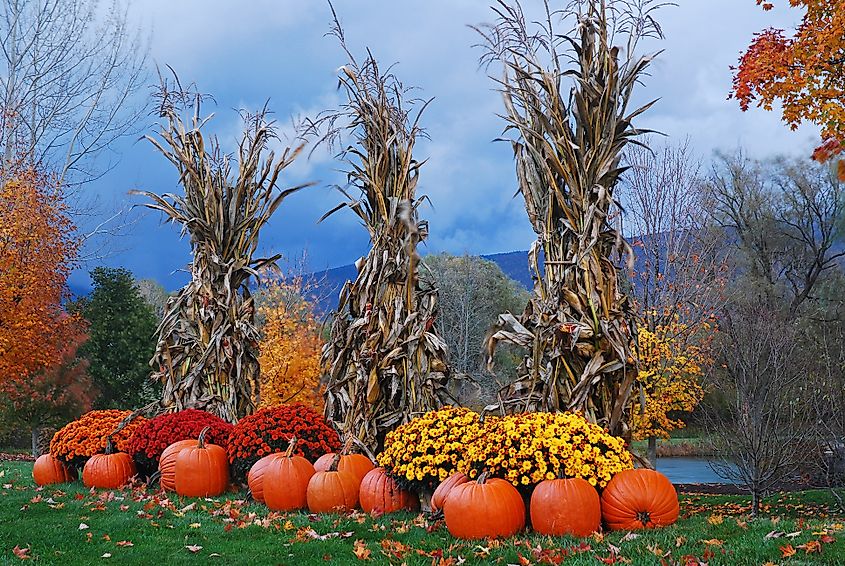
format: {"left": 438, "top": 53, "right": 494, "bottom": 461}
{"left": 227, "top": 403, "right": 340, "bottom": 481}
{"left": 49, "top": 410, "right": 147, "bottom": 469}
{"left": 126, "top": 409, "right": 233, "bottom": 474}
{"left": 378, "top": 406, "right": 485, "bottom": 492}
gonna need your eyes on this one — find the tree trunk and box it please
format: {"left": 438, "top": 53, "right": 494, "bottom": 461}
{"left": 31, "top": 428, "right": 39, "bottom": 458}
{"left": 751, "top": 490, "right": 760, "bottom": 517}
{"left": 648, "top": 436, "right": 658, "bottom": 465}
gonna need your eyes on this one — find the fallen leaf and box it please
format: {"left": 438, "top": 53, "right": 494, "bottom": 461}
{"left": 780, "top": 544, "right": 796, "bottom": 558}
{"left": 115, "top": 541, "right": 133, "bottom": 547}
{"left": 700, "top": 539, "right": 723, "bottom": 547}
{"left": 798, "top": 540, "right": 821, "bottom": 554}
{"left": 820, "top": 534, "right": 836, "bottom": 544}
{"left": 620, "top": 532, "right": 640, "bottom": 543}
{"left": 101, "top": 553, "right": 112, "bottom": 559}
{"left": 185, "top": 545, "right": 203, "bottom": 553}
{"left": 353, "top": 540, "right": 371, "bottom": 561}
{"left": 189, "top": 523, "right": 201, "bottom": 529}
{"left": 785, "top": 531, "right": 802, "bottom": 539}
{"left": 707, "top": 514, "right": 724, "bottom": 525}
{"left": 12, "top": 546, "right": 30, "bottom": 560}
{"left": 78, "top": 523, "right": 89, "bottom": 530}
{"left": 765, "top": 530, "right": 785, "bottom": 540}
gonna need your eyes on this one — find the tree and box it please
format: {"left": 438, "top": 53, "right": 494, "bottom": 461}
{"left": 706, "top": 301, "right": 810, "bottom": 517}
{"left": 732, "top": 0, "right": 845, "bottom": 174}
{"left": 0, "top": 163, "right": 78, "bottom": 382}
{"left": 0, "top": 317, "right": 94, "bottom": 455}
{"left": 421, "top": 253, "right": 529, "bottom": 407}
{"left": 136, "top": 278, "right": 169, "bottom": 319}
{"left": 704, "top": 153, "right": 845, "bottom": 316}
{"left": 0, "top": 0, "right": 148, "bottom": 187}
{"left": 256, "top": 277, "right": 323, "bottom": 411}
{"left": 623, "top": 141, "right": 727, "bottom": 462}
{"left": 77, "top": 266, "right": 158, "bottom": 409}
{"left": 631, "top": 322, "right": 708, "bottom": 462}
{"left": 476, "top": 0, "right": 661, "bottom": 436}
{"left": 312, "top": 15, "right": 452, "bottom": 454}
{"left": 135, "top": 78, "right": 309, "bottom": 423}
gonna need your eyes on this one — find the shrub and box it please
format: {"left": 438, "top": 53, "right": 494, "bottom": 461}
{"left": 126, "top": 409, "right": 233, "bottom": 474}
{"left": 378, "top": 406, "right": 485, "bottom": 493}
{"left": 49, "top": 409, "right": 147, "bottom": 468}
{"left": 467, "top": 412, "right": 632, "bottom": 489}
{"left": 227, "top": 404, "right": 340, "bottom": 481}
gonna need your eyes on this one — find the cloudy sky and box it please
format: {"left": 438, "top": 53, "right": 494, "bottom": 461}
{"left": 69, "top": 0, "right": 818, "bottom": 292}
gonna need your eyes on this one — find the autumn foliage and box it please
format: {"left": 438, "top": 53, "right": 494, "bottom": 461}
{"left": 0, "top": 164, "right": 80, "bottom": 382}
{"left": 632, "top": 322, "right": 708, "bottom": 441}
{"left": 732, "top": 0, "right": 845, "bottom": 176}
{"left": 0, "top": 318, "right": 94, "bottom": 447}
{"left": 257, "top": 278, "right": 323, "bottom": 410}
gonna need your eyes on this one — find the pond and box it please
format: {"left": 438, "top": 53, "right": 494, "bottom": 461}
{"left": 656, "top": 457, "right": 740, "bottom": 484}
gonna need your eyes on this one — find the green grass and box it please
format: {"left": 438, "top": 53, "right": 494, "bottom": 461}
{"left": 0, "top": 461, "right": 843, "bottom": 565}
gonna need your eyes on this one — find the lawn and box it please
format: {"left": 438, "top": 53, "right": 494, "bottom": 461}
{"left": 0, "top": 461, "right": 843, "bottom": 565}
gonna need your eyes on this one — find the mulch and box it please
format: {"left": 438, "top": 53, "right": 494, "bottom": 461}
{"left": 0, "top": 452, "right": 35, "bottom": 462}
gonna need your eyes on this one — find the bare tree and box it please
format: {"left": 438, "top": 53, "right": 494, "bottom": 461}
{"left": 707, "top": 301, "right": 810, "bottom": 517}
{"left": 0, "top": 0, "right": 148, "bottom": 186}
{"left": 422, "top": 253, "right": 529, "bottom": 407}
{"left": 623, "top": 140, "right": 727, "bottom": 462}
{"left": 705, "top": 153, "right": 845, "bottom": 316}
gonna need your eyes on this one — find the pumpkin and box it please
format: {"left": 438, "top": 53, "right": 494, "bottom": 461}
{"left": 159, "top": 439, "right": 199, "bottom": 491}
{"left": 313, "top": 440, "right": 374, "bottom": 486}
{"left": 263, "top": 438, "right": 316, "bottom": 512}
{"left": 174, "top": 427, "right": 229, "bottom": 497}
{"left": 33, "top": 454, "right": 76, "bottom": 486}
{"left": 359, "top": 467, "right": 419, "bottom": 514}
{"left": 443, "top": 473, "right": 525, "bottom": 539}
{"left": 601, "top": 469, "right": 679, "bottom": 530}
{"left": 82, "top": 437, "right": 136, "bottom": 489}
{"left": 306, "top": 453, "right": 359, "bottom": 513}
{"left": 431, "top": 472, "right": 469, "bottom": 514}
{"left": 530, "top": 477, "right": 601, "bottom": 537}
{"left": 247, "top": 454, "right": 277, "bottom": 503}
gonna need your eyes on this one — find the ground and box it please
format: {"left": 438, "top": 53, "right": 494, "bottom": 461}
{"left": 0, "top": 462, "right": 843, "bottom": 565}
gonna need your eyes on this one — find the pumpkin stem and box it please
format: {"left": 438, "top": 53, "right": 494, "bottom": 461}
{"left": 104, "top": 435, "right": 115, "bottom": 455}
{"left": 284, "top": 437, "right": 297, "bottom": 458}
{"left": 196, "top": 426, "right": 211, "bottom": 449}
{"left": 476, "top": 471, "right": 490, "bottom": 484}
{"left": 328, "top": 453, "right": 342, "bottom": 472}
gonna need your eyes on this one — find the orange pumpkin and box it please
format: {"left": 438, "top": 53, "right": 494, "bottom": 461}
{"left": 530, "top": 477, "right": 600, "bottom": 537}
{"left": 359, "top": 467, "right": 419, "bottom": 514}
{"left": 159, "top": 439, "right": 198, "bottom": 491}
{"left": 174, "top": 427, "right": 229, "bottom": 497}
{"left": 33, "top": 454, "right": 76, "bottom": 486}
{"left": 431, "top": 472, "right": 469, "bottom": 514}
{"left": 247, "top": 454, "right": 277, "bottom": 503}
{"left": 313, "top": 441, "right": 374, "bottom": 486}
{"left": 263, "top": 438, "right": 316, "bottom": 512}
{"left": 306, "top": 454, "right": 359, "bottom": 513}
{"left": 82, "top": 437, "right": 136, "bottom": 489}
{"left": 443, "top": 473, "right": 525, "bottom": 539}
{"left": 601, "top": 469, "right": 679, "bottom": 530}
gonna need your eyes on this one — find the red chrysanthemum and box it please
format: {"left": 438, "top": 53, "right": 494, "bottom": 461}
{"left": 126, "top": 409, "right": 233, "bottom": 474}
{"left": 227, "top": 403, "right": 340, "bottom": 481}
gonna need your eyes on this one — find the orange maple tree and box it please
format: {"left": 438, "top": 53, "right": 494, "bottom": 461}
{"left": 732, "top": 0, "right": 845, "bottom": 176}
{"left": 0, "top": 164, "right": 79, "bottom": 382}
{"left": 0, "top": 317, "right": 94, "bottom": 454}
{"left": 257, "top": 277, "right": 323, "bottom": 411}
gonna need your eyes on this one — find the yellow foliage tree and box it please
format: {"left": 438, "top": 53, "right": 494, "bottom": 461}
{"left": 632, "top": 321, "right": 708, "bottom": 452}
{"left": 257, "top": 278, "right": 323, "bottom": 411}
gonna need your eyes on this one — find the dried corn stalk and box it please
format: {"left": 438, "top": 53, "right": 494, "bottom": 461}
{"left": 135, "top": 78, "right": 309, "bottom": 423}
{"left": 477, "top": 0, "right": 663, "bottom": 437}
{"left": 308, "top": 21, "right": 452, "bottom": 454}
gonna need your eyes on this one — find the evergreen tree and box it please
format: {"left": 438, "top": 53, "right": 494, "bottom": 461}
{"left": 77, "top": 267, "right": 159, "bottom": 409}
